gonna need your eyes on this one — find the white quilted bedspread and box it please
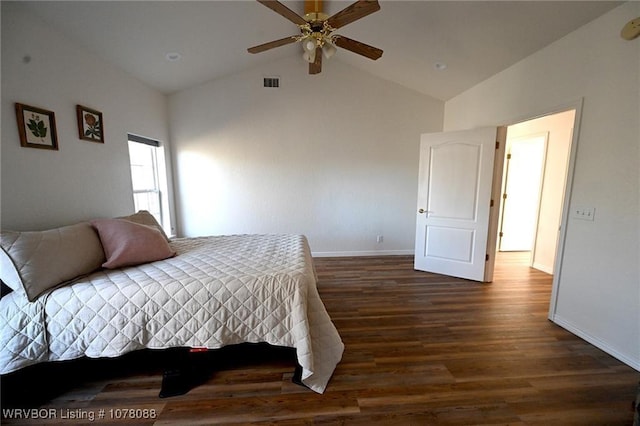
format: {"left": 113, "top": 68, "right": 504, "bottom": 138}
{"left": 0, "top": 234, "right": 344, "bottom": 393}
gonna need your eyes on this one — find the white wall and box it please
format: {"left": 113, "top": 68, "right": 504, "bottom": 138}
{"left": 506, "top": 110, "right": 575, "bottom": 273}
{"left": 444, "top": 3, "right": 639, "bottom": 369}
{"left": 169, "top": 56, "right": 443, "bottom": 255}
{"left": 1, "top": 3, "right": 172, "bottom": 231}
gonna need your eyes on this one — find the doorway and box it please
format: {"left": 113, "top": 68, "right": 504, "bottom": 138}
{"left": 414, "top": 102, "right": 582, "bottom": 318}
{"left": 498, "top": 133, "right": 548, "bottom": 253}
{"left": 498, "top": 109, "right": 576, "bottom": 275}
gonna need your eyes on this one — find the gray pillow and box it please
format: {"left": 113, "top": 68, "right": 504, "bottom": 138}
{"left": 0, "top": 222, "right": 106, "bottom": 301}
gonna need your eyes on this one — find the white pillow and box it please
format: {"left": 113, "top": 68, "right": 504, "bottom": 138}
{"left": 0, "top": 222, "right": 105, "bottom": 301}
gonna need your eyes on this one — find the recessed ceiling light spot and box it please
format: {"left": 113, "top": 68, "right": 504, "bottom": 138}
{"left": 434, "top": 62, "right": 447, "bottom": 71}
{"left": 165, "top": 52, "right": 182, "bottom": 62}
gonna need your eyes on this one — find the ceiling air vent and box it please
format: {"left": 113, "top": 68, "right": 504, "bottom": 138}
{"left": 263, "top": 77, "right": 280, "bottom": 88}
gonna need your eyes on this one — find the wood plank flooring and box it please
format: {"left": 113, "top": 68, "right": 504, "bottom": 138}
{"left": 2, "top": 252, "right": 638, "bottom": 425}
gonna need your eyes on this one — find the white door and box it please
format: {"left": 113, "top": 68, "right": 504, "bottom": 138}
{"left": 414, "top": 127, "right": 502, "bottom": 282}
{"left": 498, "top": 134, "right": 547, "bottom": 251}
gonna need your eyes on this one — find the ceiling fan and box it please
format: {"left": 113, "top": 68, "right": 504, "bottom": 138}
{"left": 248, "top": 0, "right": 383, "bottom": 75}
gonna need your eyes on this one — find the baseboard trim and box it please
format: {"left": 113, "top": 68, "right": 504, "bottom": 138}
{"left": 532, "top": 262, "right": 553, "bottom": 274}
{"left": 312, "top": 250, "right": 414, "bottom": 258}
{"left": 552, "top": 315, "right": 640, "bottom": 371}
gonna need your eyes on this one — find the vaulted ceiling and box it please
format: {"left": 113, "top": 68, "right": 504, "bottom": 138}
{"left": 14, "top": 1, "right": 622, "bottom": 101}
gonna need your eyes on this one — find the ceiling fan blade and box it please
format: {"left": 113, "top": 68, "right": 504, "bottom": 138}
{"left": 257, "top": 0, "right": 307, "bottom": 26}
{"left": 248, "top": 36, "right": 298, "bottom": 54}
{"left": 326, "top": 0, "right": 380, "bottom": 30}
{"left": 309, "top": 47, "right": 322, "bottom": 74}
{"left": 333, "top": 35, "right": 383, "bottom": 60}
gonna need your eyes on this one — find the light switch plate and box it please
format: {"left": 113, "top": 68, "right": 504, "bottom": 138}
{"left": 572, "top": 206, "right": 595, "bottom": 221}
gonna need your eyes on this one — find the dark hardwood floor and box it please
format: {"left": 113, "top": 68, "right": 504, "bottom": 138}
{"left": 2, "top": 253, "right": 638, "bottom": 425}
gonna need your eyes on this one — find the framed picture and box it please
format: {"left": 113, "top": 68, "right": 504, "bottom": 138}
{"left": 15, "top": 103, "right": 59, "bottom": 150}
{"left": 76, "top": 105, "right": 104, "bottom": 143}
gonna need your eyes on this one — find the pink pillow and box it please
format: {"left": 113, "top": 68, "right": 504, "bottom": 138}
{"left": 91, "top": 219, "right": 175, "bottom": 269}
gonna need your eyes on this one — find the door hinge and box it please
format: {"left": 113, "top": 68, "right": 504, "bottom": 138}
{"left": 486, "top": 254, "right": 490, "bottom": 261}
{"left": 506, "top": 153, "right": 512, "bottom": 160}
{"left": 490, "top": 199, "right": 494, "bottom": 207}
{"left": 502, "top": 193, "right": 508, "bottom": 200}
{"left": 499, "top": 231, "right": 504, "bottom": 237}
{"left": 495, "top": 141, "right": 500, "bottom": 149}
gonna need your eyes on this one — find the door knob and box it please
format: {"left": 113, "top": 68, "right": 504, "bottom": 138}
{"left": 418, "top": 208, "right": 433, "bottom": 215}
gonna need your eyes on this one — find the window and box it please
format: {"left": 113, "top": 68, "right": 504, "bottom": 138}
{"left": 127, "top": 134, "right": 171, "bottom": 234}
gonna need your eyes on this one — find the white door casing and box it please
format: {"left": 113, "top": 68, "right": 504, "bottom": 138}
{"left": 414, "top": 127, "right": 502, "bottom": 282}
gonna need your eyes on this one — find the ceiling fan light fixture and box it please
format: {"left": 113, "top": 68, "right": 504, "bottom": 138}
{"left": 302, "top": 37, "right": 317, "bottom": 53}
{"left": 302, "top": 35, "right": 319, "bottom": 63}
{"left": 302, "top": 49, "right": 316, "bottom": 63}
{"left": 248, "top": 0, "right": 383, "bottom": 75}
{"left": 323, "top": 41, "right": 337, "bottom": 59}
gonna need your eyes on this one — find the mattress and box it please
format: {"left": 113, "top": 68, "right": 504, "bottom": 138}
{"left": 0, "top": 234, "right": 344, "bottom": 393}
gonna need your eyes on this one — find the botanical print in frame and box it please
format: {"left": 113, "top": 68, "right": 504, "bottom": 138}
{"left": 15, "top": 103, "right": 59, "bottom": 150}
{"left": 76, "top": 105, "right": 104, "bottom": 143}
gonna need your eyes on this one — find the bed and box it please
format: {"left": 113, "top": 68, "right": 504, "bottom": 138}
{"left": 0, "top": 212, "right": 344, "bottom": 394}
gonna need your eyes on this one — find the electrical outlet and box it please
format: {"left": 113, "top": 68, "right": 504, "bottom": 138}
{"left": 376, "top": 235, "right": 384, "bottom": 243}
{"left": 572, "top": 207, "right": 595, "bottom": 221}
